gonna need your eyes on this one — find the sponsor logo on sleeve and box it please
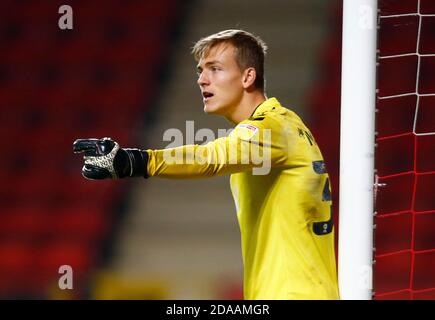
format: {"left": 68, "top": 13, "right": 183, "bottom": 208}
{"left": 233, "top": 123, "right": 259, "bottom": 140}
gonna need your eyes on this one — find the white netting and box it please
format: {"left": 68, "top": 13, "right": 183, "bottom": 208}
{"left": 375, "top": 0, "right": 435, "bottom": 300}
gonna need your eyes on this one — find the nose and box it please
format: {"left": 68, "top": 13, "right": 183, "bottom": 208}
{"left": 197, "top": 71, "right": 209, "bottom": 87}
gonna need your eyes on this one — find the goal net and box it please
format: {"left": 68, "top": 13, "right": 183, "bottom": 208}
{"left": 374, "top": 0, "right": 435, "bottom": 299}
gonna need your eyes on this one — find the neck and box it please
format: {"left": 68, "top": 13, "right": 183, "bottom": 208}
{"left": 225, "top": 91, "right": 267, "bottom": 124}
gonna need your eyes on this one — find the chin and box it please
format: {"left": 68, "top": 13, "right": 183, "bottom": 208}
{"left": 204, "top": 100, "right": 232, "bottom": 115}
{"left": 203, "top": 103, "right": 221, "bottom": 115}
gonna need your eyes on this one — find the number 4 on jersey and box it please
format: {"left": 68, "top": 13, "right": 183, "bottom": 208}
{"left": 312, "top": 160, "right": 334, "bottom": 235}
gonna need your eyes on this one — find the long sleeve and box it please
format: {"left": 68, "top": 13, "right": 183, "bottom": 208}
{"left": 146, "top": 118, "right": 289, "bottom": 178}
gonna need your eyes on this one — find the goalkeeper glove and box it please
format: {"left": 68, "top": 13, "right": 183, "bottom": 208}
{"left": 73, "top": 137, "right": 148, "bottom": 180}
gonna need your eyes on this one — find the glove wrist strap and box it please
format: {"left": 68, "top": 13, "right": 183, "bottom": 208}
{"left": 124, "top": 149, "right": 149, "bottom": 178}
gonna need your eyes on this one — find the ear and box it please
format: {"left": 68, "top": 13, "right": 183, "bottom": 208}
{"left": 242, "top": 67, "right": 257, "bottom": 89}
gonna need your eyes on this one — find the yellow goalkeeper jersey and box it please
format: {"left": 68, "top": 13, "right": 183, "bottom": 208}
{"left": 146, "top": 97, "right": 339, "bottom": 300}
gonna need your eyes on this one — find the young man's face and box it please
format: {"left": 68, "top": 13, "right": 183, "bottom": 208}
{"left": 196, "top": 42, "right": 245, "bottom": 116}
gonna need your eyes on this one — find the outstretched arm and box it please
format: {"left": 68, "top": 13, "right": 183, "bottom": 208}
{"left": 73, "top": 119, "right": 289, "bottom": 180}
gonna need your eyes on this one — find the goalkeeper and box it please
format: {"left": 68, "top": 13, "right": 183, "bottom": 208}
{"left": 74, "top": 29, "right": 340, "bottom": 300}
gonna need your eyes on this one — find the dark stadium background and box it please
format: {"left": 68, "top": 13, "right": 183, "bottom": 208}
{"left": 0, "top": 0, "right": 433, "bottom": 299}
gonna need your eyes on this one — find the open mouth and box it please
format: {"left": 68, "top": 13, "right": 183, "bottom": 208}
{"left": 202, "top": 91, "right": 214, "bottom": 101}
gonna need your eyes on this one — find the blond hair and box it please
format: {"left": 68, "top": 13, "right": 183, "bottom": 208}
{"left": 192, "top": 29, "right": 268, "bottom": 91}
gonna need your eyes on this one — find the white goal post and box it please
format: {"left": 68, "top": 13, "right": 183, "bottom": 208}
{"left": 338, "top": 0, "right": 378, "bottom": 300}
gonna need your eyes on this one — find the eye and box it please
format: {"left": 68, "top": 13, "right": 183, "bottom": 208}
{"left": 211, "top": 66, "right": 219, "bottom": 72}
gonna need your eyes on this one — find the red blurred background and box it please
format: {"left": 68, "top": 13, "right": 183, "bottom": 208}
{"left": 0, "top": 0, "right": 433, "bottom": 299}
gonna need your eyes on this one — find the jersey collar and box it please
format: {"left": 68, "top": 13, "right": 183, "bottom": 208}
{"left": 251, "top": 97, "right": 281, "bottom": 118}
